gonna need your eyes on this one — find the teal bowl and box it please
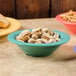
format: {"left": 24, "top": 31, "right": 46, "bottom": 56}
{"left": 7, "top": 29, "right": 70, "bottom": 57}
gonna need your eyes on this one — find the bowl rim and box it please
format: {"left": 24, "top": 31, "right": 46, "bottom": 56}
{"left": 56, "top": 13, "right": 76, "bottom": 25}
{"left": 7, "top": 29, "right": 70, "bottom": 47}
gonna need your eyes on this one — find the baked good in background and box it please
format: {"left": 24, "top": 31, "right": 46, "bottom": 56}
{"left": 0, "top": 14, "right": 10, "bottom": 28}
{"left": 0, "top": 14, "right": 21, "bottom": 42}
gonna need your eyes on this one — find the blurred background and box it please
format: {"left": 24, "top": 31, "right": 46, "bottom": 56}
{"left": 0, "top": 0, "right": 76, "bottom": 19}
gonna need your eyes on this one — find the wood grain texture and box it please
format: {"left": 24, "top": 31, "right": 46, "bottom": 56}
{"left": 0, "top": 0, "right": 76, "bottom": 18}
{"left": 16, "top": 0, "right": 50, "bottom": 19}
{"left": 51, "top": 0, "right": 76, "bottom": 17}
{"left": 0, "top": 0, "right": 15, "bottom": 17}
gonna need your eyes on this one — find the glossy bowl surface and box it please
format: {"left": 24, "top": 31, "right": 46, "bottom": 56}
{"left": 7, "top": 29, "right": 70, "bottom": 57}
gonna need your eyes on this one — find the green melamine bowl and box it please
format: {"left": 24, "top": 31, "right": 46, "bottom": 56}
{"left": 7, "top": 29, "right": 70, "bottom": 57}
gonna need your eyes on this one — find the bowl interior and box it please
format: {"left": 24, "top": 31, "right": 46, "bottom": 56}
{"left": 7, "top": 29, "right": 70, "bottom": 47}
{"left": 56, "top": 13, "right": 76, "bottom": 34}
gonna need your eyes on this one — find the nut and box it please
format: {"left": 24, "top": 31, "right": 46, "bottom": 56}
{"left": 21, "top": 35, "right": 30, "bottom": 41}
{"left": 55, "top": 38, "right": 60, "bottom": 42}
{"left": 41, "top": 33, "right": 51, "bottom": 40}
{"left": 42, "top": 28, "right": 48, "bottom": 33}
{"left": 31, "top": 34, "right": 39, "bottom": 39}
{"left": 53, "top": 33, "right": 59, "bottom": 38}
{"left": 48, "top": 39, "right": 55, "bottom": 43}
{"left": 35, "top": 39, "right": 43, "bottom": 44}
{"left": 20, "top": 30, "right": 31, "bottom": 36}
{"left": 41, "top": 38, "right": 48, "bottom": 43}
{"left": 28, "top": 38, "right": 36, "bottom": 43}
{"left": 16, "top": 28, "right": 60, "bottom": 44}
{"left": 32, "top": 28, "right": 42, "bottom": 35}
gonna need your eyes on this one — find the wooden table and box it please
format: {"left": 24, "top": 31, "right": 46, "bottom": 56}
{"left": 0, "top": 18, "right": 76, "bottom": 76}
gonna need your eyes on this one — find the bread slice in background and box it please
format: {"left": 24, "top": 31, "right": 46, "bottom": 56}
{"left": 0, "top": 14, "right": 10, "bottom": 28}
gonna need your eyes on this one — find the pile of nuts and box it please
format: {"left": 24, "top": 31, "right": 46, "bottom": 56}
{"left": 16, "top": 28, "right": 60, "bottom": 44}
{"left": 60, "top": 10, "right": 76, "bottom": 22}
